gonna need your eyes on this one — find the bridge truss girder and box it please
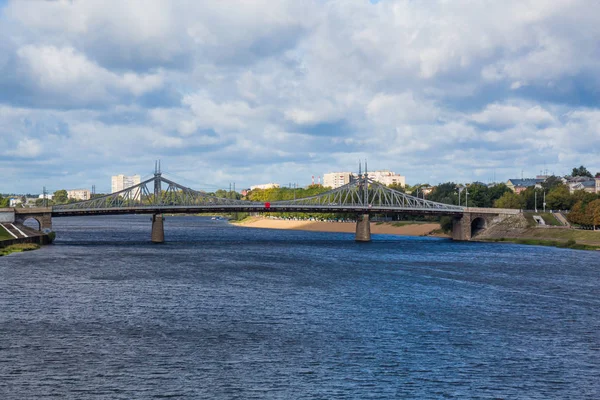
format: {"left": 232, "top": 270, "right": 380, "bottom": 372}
{"left": 52, "top": 173, "right": 465, "bottom": 215}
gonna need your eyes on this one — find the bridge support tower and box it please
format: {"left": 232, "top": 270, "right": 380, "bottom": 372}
{"left": 355, "top": 214, "right": 371, "bottom": 242}
{"left": 151, "top": 214, "right": 164, "bottom": 243}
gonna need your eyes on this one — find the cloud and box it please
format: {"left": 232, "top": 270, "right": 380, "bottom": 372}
{"left": 5, "top": 137, "right": 43, "bottom": 158}
{"left": 0, "top": 0, "right": 600, "bottom": 193}
{"left": 470, "top": 102, "right": 556, "bottom": 128}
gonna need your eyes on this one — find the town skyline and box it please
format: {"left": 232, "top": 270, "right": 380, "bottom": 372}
{"left": 3, "top": 163, "right": 598, "bottom": 199}
{"left": 1, "top": 1, "right": 599, "bottom": 193}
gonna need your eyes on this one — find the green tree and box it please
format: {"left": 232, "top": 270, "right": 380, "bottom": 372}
{"left": 53, "top": 189, "right": 68, "bottom": 204}
{"left": 0, "top": 194, "right": 9, "bottom": 208}
{"left": 439, "top": 216, "right": 454, "bottom": 233}
{"left": 465, "top": 183, "right": 490, "bottom": 207}
{"left": 488, "top": 183, "right": 511, "bottom": 205}
{"left": 545, "top": 185, "right": 573, "bottom": 210}
{"left": 572, "top": 190, "right": 597, "bottom": 206}
{"left": 571, "top": 165, "right": 593, "bottom": 178}
{"left": 35, "top": 198, "right": 55, "bottom": 207}
{"left": 387, "top": 183, "right": 405, "bottom": 193}
{"left": 541, "top": 175, "right": 564, "bottom": 191}
{"left": 494, "top": 191, "right": 524, "bottom": 209}
{"left": 427, "top": 182, "right": 458, "bottom": 205}
{"left": 567, "top": 201, "right": 585, "bottom": 225}
{"left": 518, "top": 187, "right": 537, "bottom": 210}
{"left": 588, "top": 199, "right": 600, "bottom": 228}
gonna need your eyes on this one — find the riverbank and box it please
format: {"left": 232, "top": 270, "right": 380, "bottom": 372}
{"left": 474, "top": 214, "right": 600, "bottom": 250}
{"left": 232, "top": 216, "right": 447, "bottom": 237}
{"left": 0, "top": 243, "right": 40, "bottom": 256}
{"left": 0, "top": 224, "right": 53, "bottom": 256}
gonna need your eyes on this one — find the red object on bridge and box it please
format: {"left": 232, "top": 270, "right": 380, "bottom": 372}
{"left": 265, "top": 202, "right": 271, "bottom": 209}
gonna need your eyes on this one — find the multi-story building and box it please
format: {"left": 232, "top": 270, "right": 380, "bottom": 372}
{"left": 111, "top": 174, "right": 141, "bottom": 193}
{"left": 366, "top": 170, "right": 406, "bottom": 187}
{"left": 596, "top": 177, "right": 600, "bottom": 194}
{"left": 323, "top": 172, "right": 354, "bottom": 189}
{"left": 67, "top": 189, "right": 91, "bottom": 201}
{"left": 323, "top": 169, "right": 406, "bottom": 189}
{"left": 506, "top": 178, "right": 545, "bottom": 193}
{"left": 250, "top": 183, "right": 280, "bottom": 190}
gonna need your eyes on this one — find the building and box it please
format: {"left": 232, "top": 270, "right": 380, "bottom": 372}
{"left": 111, "top": 174, "right": 141, "bottom": 193}
{"left": 250, "top": 183, "right": 280, "bottom": 190}
{"left": 67, "top": 189, "right": 91, "bottom": 201}
{"left": 9, "top": 198, "right": 22, "bottom": 207}
{"left": 597, "top": 177, "right": 600, "bottom": 194}
{"left": 506, "top": 178, "right": 544, "bottom": 193}
{"left": 366, "top": 170, "right": 406, "bottom": 187}
{"left": 568, "top": 181, "right": 596, "bottom": 193}
{"left": 566, "top": 176, "right": 597, "bottom": 194}
{"left": 323, "top": 172, "right": 354, "bottom": 189}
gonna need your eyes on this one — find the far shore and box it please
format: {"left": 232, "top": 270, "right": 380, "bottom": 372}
{"left": 232, "top": 216, "right": 447, "bottom": 237}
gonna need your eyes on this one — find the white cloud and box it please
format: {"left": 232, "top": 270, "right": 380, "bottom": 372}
{"left": 6, "top": 137, "right": 43, "bottom": 158}
{"left": 470, "top": 103, "right": 556, "bottom": 128}
{"left": 13, "top": 45, "right": 164, "bottom": 105}
{"left": 1, "top": 0, "right": 600, "bottom": 192}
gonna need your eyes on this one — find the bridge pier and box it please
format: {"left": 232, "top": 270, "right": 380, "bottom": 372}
{"left": 355, "top": 214, "right": 371, "bottom": 242}
{"left": 14, "top": 208, "right": 53, "bottom": 232}
{"left": 151, "top": 214, "right": 165, "bottom": 243}
{"left": 452, "top": 213, "right": 471, "bottom": 241}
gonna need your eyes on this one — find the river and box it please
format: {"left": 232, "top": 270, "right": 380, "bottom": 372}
{"left": 1, "top": 215, "right": 599, "bottom": 399}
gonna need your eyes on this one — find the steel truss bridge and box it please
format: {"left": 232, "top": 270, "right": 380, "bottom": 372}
{"left": 14, "top": 166, "right": 517, "bottom": 242}
{"left": 52, "top": 171, "right": 465, "bottom": 217}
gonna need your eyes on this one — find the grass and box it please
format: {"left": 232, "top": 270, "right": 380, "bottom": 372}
{"left": 0, "top": 225, "right": 13, "bottom": 241}
{"left": 390, "top": 221, "right": 429, "bottom": 227}
{"left": 483, "top": 238, "right": 599, "bottom": 251}
{"left": 539, "top": 212, "right": 562, "bottom": 226}
{"left": 519, "top": 228, "right": 600, "bottom": 245}
{"left": 0, "top": 243, "right": 40, "bottom": 256}
{"left": 523, "top": 212, "right": 567, "bottom": 227}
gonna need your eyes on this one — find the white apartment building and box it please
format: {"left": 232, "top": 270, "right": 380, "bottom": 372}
{"left": 67, "top": 189, "right": 91, "bottom": 201}
{"left": 250, "top": 183, "right": 280, "bottom": 190}
{"left": 111, "top": 174, "right": 141, "bottom": 193}
{"left": 367, "top": 170, "right": 406, "bottom": 187}
{"left": 323, "top": 172, "right": 354, "bottom": 189}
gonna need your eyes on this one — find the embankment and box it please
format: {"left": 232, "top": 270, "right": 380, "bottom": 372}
{"left": 0, "top": 224, "right": 53, "bottom": 256}
{"left": 474, "top": 214, "right": 600, "bottom": 250}
{"left": 232, "top": 217, "right": 446, "bottom": 237}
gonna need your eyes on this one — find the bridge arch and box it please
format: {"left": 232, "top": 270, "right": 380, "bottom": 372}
{"left": 471, "top": 217, "right": 486, "bottom": 238}
{"left": 22, "top": 217, "right": 42, "bottom": 231}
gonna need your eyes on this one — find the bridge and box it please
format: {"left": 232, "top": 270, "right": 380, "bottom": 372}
{"left": 7, "top": 166, "right": 520, "bottom": 243}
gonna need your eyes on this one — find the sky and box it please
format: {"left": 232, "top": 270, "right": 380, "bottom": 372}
{"left": 1, "top": 0, "right": 599, "bottom": 194}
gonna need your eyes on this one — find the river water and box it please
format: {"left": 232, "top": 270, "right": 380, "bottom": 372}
{"left": 1, "top": 215, "right": 599, "bottom": 399}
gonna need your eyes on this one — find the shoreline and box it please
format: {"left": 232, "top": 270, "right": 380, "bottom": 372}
{"left": 0, "top": 243, "right": 40, "bottom": 256}
{"left": 232, "top": 216, "right": 448, "bottom": 237}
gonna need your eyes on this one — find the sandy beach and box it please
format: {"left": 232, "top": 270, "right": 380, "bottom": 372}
{"left": 233, "top": 217, "right": 446, "bottom": 237}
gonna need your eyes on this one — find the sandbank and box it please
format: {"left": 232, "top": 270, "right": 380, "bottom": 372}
{"left": 233, "top": 217, "right": 446, "bottom": 237}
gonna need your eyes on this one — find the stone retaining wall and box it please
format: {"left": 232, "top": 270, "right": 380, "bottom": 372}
{"left": 0, "top": 235, "right": 51, "bottom": 248}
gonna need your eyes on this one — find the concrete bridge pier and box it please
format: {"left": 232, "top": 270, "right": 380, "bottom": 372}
{"left": 151, "top": 214, "right": 165, "bottom": 243}
{"left": 355, "top": 214, "right": 371, "bottom": 242}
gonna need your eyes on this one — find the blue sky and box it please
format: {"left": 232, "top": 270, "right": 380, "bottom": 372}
{"left": 1, "top": 0, "right": 599, "bottom": 194}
